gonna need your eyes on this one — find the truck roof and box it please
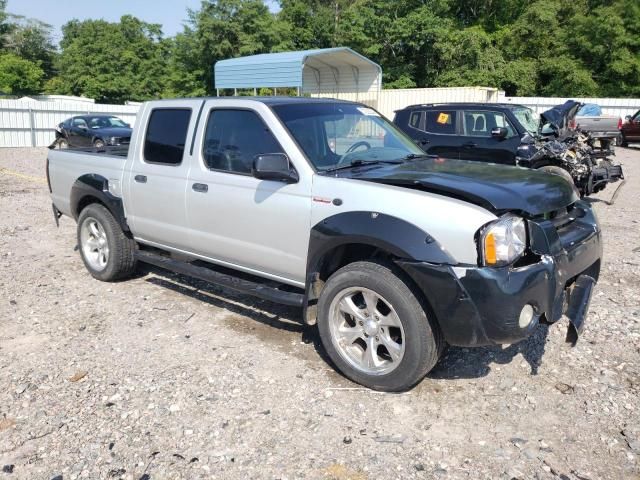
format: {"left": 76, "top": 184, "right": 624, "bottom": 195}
{"left": 399, "top": 102, "right": 530, "bottom": 111}
{"left": 149, "top": 96, "right": 359, "bottom": 107}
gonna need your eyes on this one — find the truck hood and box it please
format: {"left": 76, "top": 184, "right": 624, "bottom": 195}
{"left": 539, "top": 100, "right": 582, "bottom": 138}
{"left": 333, "top": 157, "right": 578, "bottom": 216}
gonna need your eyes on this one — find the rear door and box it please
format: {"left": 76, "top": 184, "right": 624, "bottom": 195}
{"left": 458, "top": 109, "right": 520, "bottom": 164}
{"left": 408, "top": 109, "right": 461, "bottom": 158}
{"left": 123, "top": 100, "right": 202, "bottom": 251}
{"left": 185, "top": 99, "right": 312, "bottom": 285}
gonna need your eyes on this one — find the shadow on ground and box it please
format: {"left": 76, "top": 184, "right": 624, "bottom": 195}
{"left": 142, "top": 265, "right": 553, "bottom": 384}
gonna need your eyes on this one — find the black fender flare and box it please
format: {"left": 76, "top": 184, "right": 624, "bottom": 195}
{"left": 70, "top": 174, "right": 129, "bottom": 231}
{"left": 302, "top": 211, "right": 455, "bottom": 324}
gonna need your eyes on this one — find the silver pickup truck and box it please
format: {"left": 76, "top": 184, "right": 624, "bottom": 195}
{"left": 48, "top": 97, "right": 603, "bottom": 391}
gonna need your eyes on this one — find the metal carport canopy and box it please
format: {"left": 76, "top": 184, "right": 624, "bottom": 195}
{"left": 214, "top": 47, "right": 382, "bottom": 95}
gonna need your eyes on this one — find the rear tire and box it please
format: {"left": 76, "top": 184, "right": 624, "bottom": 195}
{"left": 317, "top": 260, "right": 443, "bottom": 392}
{"left": 620, "top": 134, "right": 629, "bottom": 148}
{"left": 538, "top": 165, "right": 575, "bottom": 186}
{"left": 94, "top": 139, "right": 105, "bottom": 149}
{"left": 77, "top": 204, "right": 136, "bottom": 281}
{"left": 58, "top": 138, "right": 69, "bottom": 149}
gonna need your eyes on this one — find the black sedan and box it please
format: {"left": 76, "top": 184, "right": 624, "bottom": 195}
{"left": 55, "top": 115, "right": 132, "bottom": 149}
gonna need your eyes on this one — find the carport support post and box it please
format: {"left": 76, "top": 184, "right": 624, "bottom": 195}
{"left": 254, "top": 88, "right": 257, "bottom": 96}
{"left": 216, "top": 88, "right": 219, "bottom": 97}
{"left": 274, "top": 87, "right": 277, "bottom": 96}
{"left": 297, "top": 86, "right": 300, "bottom": 96}
{"left": 28, "top": 108, "right": 36, "bottom": 147}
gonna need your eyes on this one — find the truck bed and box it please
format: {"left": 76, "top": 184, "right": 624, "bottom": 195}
{"left": 48, "top": 147, "right": 128, "bottom": 218}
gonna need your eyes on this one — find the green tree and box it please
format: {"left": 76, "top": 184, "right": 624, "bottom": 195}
{"left": 55, "top": 15, "right": 168, "bottom": 102}
{"left": 166, "top": 0, "right": 287, "bottom": 97}
{"left": 0, "top": 52, "right": 44, "bottom": 94}
{"left": 3, "top": 17, "right": 56, "bottom": 78}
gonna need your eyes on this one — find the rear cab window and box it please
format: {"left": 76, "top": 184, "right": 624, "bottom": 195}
{"left": 143, "top": 108, "right": 192, "bottom": 165}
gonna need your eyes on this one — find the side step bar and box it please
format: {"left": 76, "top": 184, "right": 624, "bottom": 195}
{"left": 135, "top": 250, "right": 304, "bottom": 307}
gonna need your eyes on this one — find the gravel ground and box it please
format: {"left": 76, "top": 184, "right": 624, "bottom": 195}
{"left": 1, "top": 147, "right": 639, "bottom": 480}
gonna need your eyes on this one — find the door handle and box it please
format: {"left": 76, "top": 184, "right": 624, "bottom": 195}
{"left": 134, "top": 175, "right": 147, "bottom": 183}
{"left": 192, "top": 183, "right": 208, "bottom": 193}
{"left": 462, "top": 142, "right": 477, "bottom": 148}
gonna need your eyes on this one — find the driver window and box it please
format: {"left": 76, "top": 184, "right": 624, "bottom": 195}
{"left": 72, "top": 117, "right": 87, "bottom": 128}
{"left": 463, "top": 111, "right": 516, "bottom": 137}
{"left": 203, "top": 109, "right": 284, "bottom": 174}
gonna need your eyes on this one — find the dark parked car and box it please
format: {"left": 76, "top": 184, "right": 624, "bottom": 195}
{"left": 620, "top": 109, "right": 640, "bottom": 147}
{"left": 54, "top": 115, "right": 132, "bottom": 149}
{"left": 393, "top": 102, "right": 624, "bottom": 196}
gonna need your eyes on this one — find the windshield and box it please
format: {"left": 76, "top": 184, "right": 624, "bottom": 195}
{"left": 271, "top": 103, "right": 424, "bottom": 171}
{"left": 512, "top": 107, "right": 539, "bottom": 135}
{"left": 88, "top": 116, "right": 129, "bottom": 129}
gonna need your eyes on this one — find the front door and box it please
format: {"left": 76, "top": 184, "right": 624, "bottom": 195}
{"left": 458, "top": 109, "right": 520, "bottom": 164}
{"left": 123, "top": 101, "right": 202, "bottom": 251}
{"left": 185, "top": 100, "right": 312, "bottom": 285}
{"left": 69, "top": 117, "right": 91, "bottom": 147}
{"left": 624, "top": 110, "right": 640, "bottom": 141}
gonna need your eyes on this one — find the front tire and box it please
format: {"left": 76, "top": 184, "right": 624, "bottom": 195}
{"left": 317, "top": 261, "right": 443, "bottom": 391}
{"left": 94, "top": 139, "right": 105, "bottom": 149}
{"left": 77, "top": 204, "right": 136, "bottom": 281}
{"left": 57, "top": 138, "right": 69, "bottom": 149}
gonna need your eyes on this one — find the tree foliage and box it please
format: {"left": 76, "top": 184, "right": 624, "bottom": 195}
{"left": 54, "top": 16, "right": 168, "bottom": 102}
{"left": 0, "top": 52, "right": 44, "bottom": 95}
{"left": 2, "top": 0, "right": 639, "bottom": 101}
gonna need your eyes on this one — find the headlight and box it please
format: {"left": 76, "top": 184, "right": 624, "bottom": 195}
{"left": 479, "top": 214, "right": 527, "bottom": 266}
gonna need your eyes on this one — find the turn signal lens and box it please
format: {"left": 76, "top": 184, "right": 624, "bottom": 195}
{"left": 484, "top": 232, "right": 497, "bottom": 265}
{"left": 480, "top": 214, "right": 527, "bottom": 266}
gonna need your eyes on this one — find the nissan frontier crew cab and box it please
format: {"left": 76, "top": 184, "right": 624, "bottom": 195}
{"left": 48, "top": 97, "right": 602, "bottom": 392}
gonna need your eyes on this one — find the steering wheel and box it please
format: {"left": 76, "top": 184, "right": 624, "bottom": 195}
{"left": 345, "top": 141, "right": 372, "bottom": 154}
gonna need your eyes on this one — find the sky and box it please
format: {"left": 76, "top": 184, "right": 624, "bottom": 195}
{"left": 7, "top": 0, "right": 280, "bottom": 43}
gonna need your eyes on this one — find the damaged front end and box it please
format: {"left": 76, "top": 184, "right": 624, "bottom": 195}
{"left": 516, "top": 101, "right": 624, "bottom": 196}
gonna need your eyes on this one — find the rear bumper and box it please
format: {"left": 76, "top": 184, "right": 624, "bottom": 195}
{"left": 397, "top": 201, "right": 602, "bottom": 346}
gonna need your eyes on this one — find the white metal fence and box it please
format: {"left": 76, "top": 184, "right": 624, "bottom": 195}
{"left": 312, "top": 86, "right": 500, "bottom": 119}
{"left": 0, "top": 99, "right": 139, "bottom": 148}
{"left": 2, "top": 91, "right": 640, "bottom": 147}
{"left": 498, "top": 94, "right": 640, "bottom": 119}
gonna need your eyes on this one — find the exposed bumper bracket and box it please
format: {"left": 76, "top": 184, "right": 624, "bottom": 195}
{"left": 565, "top": 275, "right": 596, "bottom": 345}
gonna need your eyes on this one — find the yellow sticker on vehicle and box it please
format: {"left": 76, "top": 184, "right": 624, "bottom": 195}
{"left": 437, "top": 112, "right": 450, "bottom": 124}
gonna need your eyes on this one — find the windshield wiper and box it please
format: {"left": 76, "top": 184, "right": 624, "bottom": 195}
{"left": 398, "top": 153, "right": 431, "bottom": 161}
{"left": 323, "top": 159, "right": 403, "bottom": 173}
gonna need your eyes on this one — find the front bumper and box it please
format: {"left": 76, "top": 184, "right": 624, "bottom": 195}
{"left": 397, "top": 201, "right": 602, "bottom": 346}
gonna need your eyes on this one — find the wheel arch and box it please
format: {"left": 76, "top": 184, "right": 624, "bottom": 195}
{"left": 70, "top": 174, "right": 129, "bottom": 232}
{"left": 302, "top": 211, "right": 455, "bottom": 325}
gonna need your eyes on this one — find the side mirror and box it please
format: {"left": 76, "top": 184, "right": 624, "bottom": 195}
{"left": 252, "top": 153, "right": 298, "bottom": 183}
{"left": 491, "top": 127, "right": 508, "bottom": 139}
{"left": 625, "top": 115, "right": 632, "bottom": 123}
{"left": 125, "top": 123, "right": 131, "bottom": 128}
